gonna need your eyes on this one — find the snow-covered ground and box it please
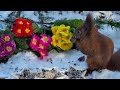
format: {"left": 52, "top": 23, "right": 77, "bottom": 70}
{"left": 0, "top": 11, "right": 120, "bottom": 79}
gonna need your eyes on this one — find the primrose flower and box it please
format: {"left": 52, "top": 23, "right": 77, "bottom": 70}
{"left": 60, "top": 40, "right": 73, "bottom": 51}
{"left": 0, "top": 34, "right": 16, "bottom": 60}
{"left": 15, "top": 18, "right": 32, "bottom": 27}
{"left": 0, "top": 51, "right": 6, "bottom": 60}
{"left": 30, "top": 34, "right": 40, "bottom": 51}
{"left": 4, "top": 43, "right": 16, "bottom": 55}
{"left": 15, "top": 18, "right": 24, "bottom": 26}
{"left": 39, "top": 49, "right": 48, "bottom": 60}
{"left": 0, "top": 46, "right": 4, "bottom": 53}
{"left": 56, "top": 24, "right": 70, "bottom": 36}
{"left": 37, "top": 43, "right": 47, "bottom": 50}
{"left": 12, "top": 25, "right": 23, "bottom": 37}
{"left": 40, "top": 34, "right": 52, "bottom": 46}
{"left": 1, "top": 34, "right": 12, "bottom": 43}
{"left": 62, "top": 32, "right": 73, "bottom": 42}
{"left": 0, "top": 39, "right": 4, "bottom": 46}
{"left": 51, "top": 24, "right": 73, "bottom": 51}
{"left": 51, "top": 26, "right": 58, "bottom": 35}
{"left": 51, "top": 35, "right": 61, "bottom": 47}
{"left": 23, "top": 27, "right": 33, "bottom": 37}
{"left": 12, "top": 18, "right": 33, "bottom": 37}
{"left": 24, "top": 19, "right": 32, "bottom": 26}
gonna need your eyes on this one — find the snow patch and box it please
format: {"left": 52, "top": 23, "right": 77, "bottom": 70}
{"left": 91, "top": 69, "right": 120, "bottom": 79}
{"left": 0, "top": 49, "right": 87, "bottom": 79}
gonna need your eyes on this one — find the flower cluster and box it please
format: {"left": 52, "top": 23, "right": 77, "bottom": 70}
{"left": 0, "top": 34, "right": 16, "bottom": 60}
{"left": 12, "top": 18, "right": 33, "bottom": 37}
{"left": 30, "top": 34, "right": 52, "bottom": 60}
{"left": 51, "top": 24, "right": 73, "bottom": 51}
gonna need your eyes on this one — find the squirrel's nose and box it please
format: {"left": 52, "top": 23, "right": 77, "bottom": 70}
{"left": 71, "top": 36, "right": 76, "bottom": 43}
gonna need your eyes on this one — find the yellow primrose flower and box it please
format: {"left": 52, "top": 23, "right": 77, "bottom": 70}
{"left": 51, "top": 24, "right": 73, "bottom": 51}
{"left": 51, "top": 35, "right": 61, "bottom": 47}
{"left": 56, "top": 24, "right": 70, "bottom": 36}
{"left": 51, "top": 26, "right": 58, "bottom": 35}
{"left": 62, "top": 32, "right": 73, "bottom": 41}
{"left": 60, "top": 40, "right": 73, "bottom": 51}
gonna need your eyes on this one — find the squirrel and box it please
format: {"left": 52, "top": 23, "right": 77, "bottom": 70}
{"left": 71, "top": 13, "right": 120, "bottom": 75}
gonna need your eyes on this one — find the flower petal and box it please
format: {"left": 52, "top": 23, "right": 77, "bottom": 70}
{"left": 24, "top": 19, "right": 32, "bottom": 26}
{"left": 0, "top": 38, "right": 4, "bottom": 46}
{"left": 39, "top": 49, "right": 48, "bottom": 60}
{"left": 23, "top": 27, "right": 33, "bottom": 37}
{"left": 1, "top": 34, "right": 12, "bottom": 43}
{"left": 29, "top": 34, "right": 40, "bottom": 51}
{"left": 60, "top": 41, "right": 73, "bottom": 51}
{"left": 4, "top": 43, "right": 15, "bottom": 55}
{"left": 51, "top": 26, "right": 58, "bottom": 35}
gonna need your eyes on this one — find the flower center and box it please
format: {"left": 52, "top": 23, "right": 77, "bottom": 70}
{"left": 66, "top": 36, "right": 70, "bottom": 39}
{"left": 6, "top": 46, "right": 12, "bottom": 52}
{"left": 25, "top": 28, "right": 30, "bottom": 33}
{"left": 42, "top": 37, "right": 48, "bottom": 42}
{"left": 32, "top": 38, "right": 37, "bottom": 45}
{"left": 19, "top": 21, "right": 23, "bottom": 24}
{"left": 5, "top": 36, "right": 10, "bottom": 42}
{"left": 55, "top": 40, "right": 58, "bottom": 44}
{"left": 63, "top": 43, "right": 68, "bottom": 46}
{"left": 63, "top": 28, "right": 66, "bottom": 32}
{"left": 40, "top": 52, "right": 45, "bottom": 56}
{"left": 17, "top": 29, "right": 22, "bottom": 33}
{"left": 58, "top": 33, "right": 62, "bottom": 37}
{"left": 27, "top": 22, "right": 30, "bottom": 25}
{"left": 39, "top": 44, "right": 44, "bottom": 49}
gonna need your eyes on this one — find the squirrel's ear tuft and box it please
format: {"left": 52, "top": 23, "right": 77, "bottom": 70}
{"left": 84, "top": 13, "right": 94, "bottom": 31}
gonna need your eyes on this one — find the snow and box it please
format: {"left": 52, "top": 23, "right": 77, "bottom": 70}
{"left": 0, "top": 22, "right": 7, "bottom": 30}
{"left": 0, "top": 11, "right": 120, "bottom": 79}
{"left": 0, "top": 11, "right": 12, "bottom": 20}
{"left": 20, "top": 11, "right": 40, "bottom": 22}
{"left": 0, "top": 49, "right": 87, "bottom": 79}
{"left": 45, "top": 11, "right": 88, "bottom": 22}
{"left": 91, "top": 69, "right": 120, "bottom": 79}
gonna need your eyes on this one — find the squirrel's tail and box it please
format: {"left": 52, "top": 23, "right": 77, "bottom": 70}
{"left": 107, "top": 49, "right": 120, "bottom": 71}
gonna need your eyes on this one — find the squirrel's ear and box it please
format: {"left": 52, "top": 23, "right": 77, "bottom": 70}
{"left": 84, "top": 13, "right": 94, "bottom": 31}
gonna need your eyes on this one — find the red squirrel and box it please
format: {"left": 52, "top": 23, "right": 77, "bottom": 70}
{"left": 71, "top": 13, "right": 120, "bottom": 74}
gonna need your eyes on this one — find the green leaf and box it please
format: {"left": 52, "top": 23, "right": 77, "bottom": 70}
{"left": 32, "top": 23, "right": 43, "bottom": 35}
{"left": 54, "top": 19, "right": 84, "bottom": 28}
{"left": 14, "top": 37, "right": 29, "bottom": 50}
{"left": 53, "top": 46, "right": 63, "bottom": 52}
{"left": 70, "top": 28, "right": 76, "bottom": 33}
{"left": 0, "top": 31, "right": 4, "bottom": 37}
{"left": 3, "top": 29, "right": 11, "bottom": 34}
{"left": 48, "top": 45, "right": 54, "bottom": 52}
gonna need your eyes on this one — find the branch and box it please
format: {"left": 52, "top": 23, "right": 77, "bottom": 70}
{"left": 0, "top": 19, "right": 54, "bottom": 25}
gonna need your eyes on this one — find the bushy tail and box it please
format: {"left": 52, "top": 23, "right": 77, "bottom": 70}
{"left": 107, "top": 49, "right": 120, "bottom": 71}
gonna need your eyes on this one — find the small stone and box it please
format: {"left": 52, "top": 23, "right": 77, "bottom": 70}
{"left": 98, "top": 69, "right": 102, "bottom": 73}
{"left": 44, "top": 71, "right": 55, "bottom": 79}
{"left": 15, "top": 67, "right": 18, "bottom": 70}
{"left": 42, "top": 69, "right": 46, "bottom": 72}
{"left": 78, "top": 56, "right": 85, "bottom": 61}
{"left": 65, "top": 72, "right": 68, "bottom": 75}
{"left": 34, "top": 72, "right": 44, "bottom": 78}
